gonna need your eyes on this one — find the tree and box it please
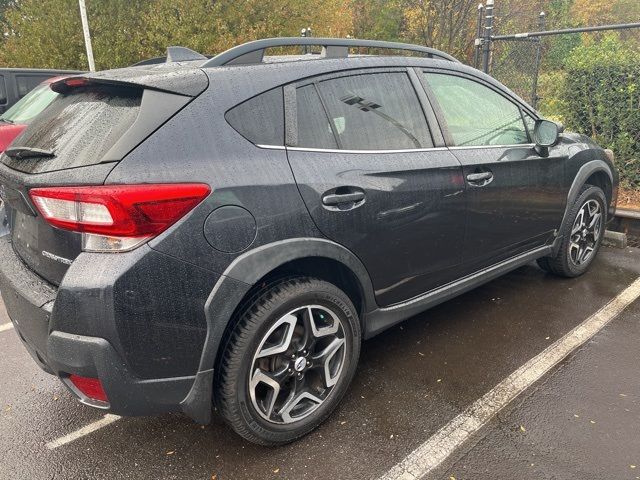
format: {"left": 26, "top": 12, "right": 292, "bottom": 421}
{"left": 0, "top": 0, "right": 86, "bottom": 69}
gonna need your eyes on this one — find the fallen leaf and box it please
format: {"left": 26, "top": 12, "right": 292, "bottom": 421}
{"left": 545, "top": 336, "right": 550, "bottom": 340}
{"left": 166, "top": 451, "right": 175, "bottom": 455}
{"left": 590, "top": 420, "right": 596, "bottom": 424}
{"left": 437, "top": 379, "right": 442, "bottom": 383}
{"left": 340, "top": 421, "right": 346, "bottom": 425}
{"left": 574, "top": 414, "right": 579, "bottom": 418}
{"left": 631, "top": 465, "right": 637, "bottom": 469}
{"left": 273, "top": 468, "right": 280, "bottom": 473}
{"left": 520, "top": 425, "right": 526, "bottom": 432}
{"left": 450, "top": 476, "right": 456, "bottom": 480}
{"left": 418, "top": 352, "right": 425, "bottom": 357}
{"left": 211, "top": 475, "right": 217, "bottom": 480}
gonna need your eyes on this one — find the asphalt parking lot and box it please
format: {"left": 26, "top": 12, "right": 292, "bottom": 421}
{"left": 1, "top": 246, "right": 639, "bottom": 480}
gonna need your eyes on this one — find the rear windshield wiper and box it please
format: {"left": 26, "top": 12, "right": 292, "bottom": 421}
{"left": 4, "top": 146, "right": 55, "bottom": 159}
{"left": 0, "top": 118, "right": 14, "bottom": 124}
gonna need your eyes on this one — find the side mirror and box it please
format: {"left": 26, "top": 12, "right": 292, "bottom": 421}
{"left": 533, "top": 119, "right": 560, "bottom": 147}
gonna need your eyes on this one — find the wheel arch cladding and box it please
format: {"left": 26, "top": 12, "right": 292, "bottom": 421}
{"left": 180, "top": 238, "right": 377, "bottom": 424}
{"left": 585, "top": 170, "right": 613, "bottom": 207}
{"left": 561, "top": 160, "right": 615, "bottom": 232}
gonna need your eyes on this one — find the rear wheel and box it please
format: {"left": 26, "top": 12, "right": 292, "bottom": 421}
{"left": 537, "top": 184, "right": 606, "bottom": 277}
{"left": 215, "top": 277, "right": 361, "bottom": 446}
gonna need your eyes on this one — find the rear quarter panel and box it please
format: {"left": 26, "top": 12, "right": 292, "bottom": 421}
{"left": 104, "top": 69, "right": 321, "bottom": 276}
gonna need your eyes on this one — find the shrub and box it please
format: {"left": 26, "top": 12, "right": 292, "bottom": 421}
{"left": 561, "top": 35, "right": 640, "bottom": 188}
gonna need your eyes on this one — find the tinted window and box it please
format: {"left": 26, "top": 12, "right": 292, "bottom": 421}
{"left": 313, "top": 72, "right": 432, "bottom": 150}
{"left": 523, "top": 112, "right": 536, "bottom": 138}
{"left": 0, "top": 75, "right": 6, "bottom": 105}
{"left": 296, "top": 84, "right": 338, "bottom": 149}
{"left": 0, "top": 84, "right": 58, "bottom": 124}
{"left": 16, "top": 75, "right": 48, "bottom": 98}
{"left": 226, "top": 87, "right": 284, "bottom": 146}
{"left": 1, "top": 86, "right": 141, "bottom": 174}
{"left": 425, "top": 73, "right": 529, "bottom": 147}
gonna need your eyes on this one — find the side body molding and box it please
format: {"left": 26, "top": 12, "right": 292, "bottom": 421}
{"left": 180, "top": 238, "right": 377, "bottom": 423}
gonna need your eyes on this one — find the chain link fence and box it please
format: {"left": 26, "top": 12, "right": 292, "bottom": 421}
{"left": 473, "top": 8, "right": 640, "bottom": 191}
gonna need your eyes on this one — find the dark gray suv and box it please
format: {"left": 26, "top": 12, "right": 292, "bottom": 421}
{"left": 0, "top": 38, "right": 618, "bottom": 446}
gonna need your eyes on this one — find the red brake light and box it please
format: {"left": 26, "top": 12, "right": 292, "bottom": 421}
{"left": 29, "top": 184, "right": 211, "bottom": 252}
{"left": 68, "top": 374, "right": 108, "bottom": 403}
{"left": 64, "top": 78, "right": 89, "bottom": 88}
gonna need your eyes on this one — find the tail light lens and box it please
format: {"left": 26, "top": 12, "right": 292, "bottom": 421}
{"left": 30, "top": 184, "right": 211, "bottom": 252}
{"left": 68, "top": 374, "right": 109, "bottom": 403}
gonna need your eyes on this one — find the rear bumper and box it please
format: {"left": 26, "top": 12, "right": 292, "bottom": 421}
{"left": 0, "top": 233, "right": 56, "bottom": 372}
{"left": 47, "top": 331, "right": 196, "bottom": 415}
{"left": 0, "top": 235, "right": 220, "bottom": 419}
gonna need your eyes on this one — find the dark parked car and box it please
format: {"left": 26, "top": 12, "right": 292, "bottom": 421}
{"left": 0, "top": 38, "right": 618, "bottom": 446}
{"left": 0, "top": 68, "right": 82, "bottom": 115}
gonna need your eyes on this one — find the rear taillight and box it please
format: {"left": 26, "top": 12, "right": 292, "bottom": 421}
{"left": 30, "top": 184, "right": 211, "bottom": 252}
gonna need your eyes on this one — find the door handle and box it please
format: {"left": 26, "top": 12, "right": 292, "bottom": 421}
{"left": 466, "top": 171, "right": 494, "bottom": 185}
{"left": 322, "top": 191, "right": 365, "bottom": 206}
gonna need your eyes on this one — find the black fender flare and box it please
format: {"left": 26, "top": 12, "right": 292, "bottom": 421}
{"left": 180, "top": 237, "right": 376, "bottom": 423}
{"left": 554, "top": 159, "right": 613, "bottom": 254}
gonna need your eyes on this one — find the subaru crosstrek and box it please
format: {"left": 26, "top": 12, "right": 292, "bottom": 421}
{"left": 0, "top": 39, "right": 618, "bottom": 446}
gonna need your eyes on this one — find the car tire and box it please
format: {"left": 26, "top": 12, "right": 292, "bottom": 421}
{"left": 537, "top": 184, "right": 607, "bottom": 278}
{"left": 215, "top": 277, "right": 361, "bottom": 446}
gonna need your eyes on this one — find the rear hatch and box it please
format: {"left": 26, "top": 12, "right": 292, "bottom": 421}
{"left": 0, "top": 64, "right": 208, "bottom": 285}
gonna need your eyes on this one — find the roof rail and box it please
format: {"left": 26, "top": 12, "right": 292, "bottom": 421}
{"left": 201, "top": 37, "right": 459, "bottom": 68}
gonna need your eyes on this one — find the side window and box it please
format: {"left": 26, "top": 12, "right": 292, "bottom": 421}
{"left": 314, "top": 72, "right": 433, "bottom": 150}
{"left": 16, "top": 75, "right": 35, "bottom": 98}
{"left": 225, "top": 87, "right": 284, "bottom": 146}
{"left": 296, "top": 84, "right": 338, "bottom": 149}
{"left": 523, "top": 112, "right": 536, "bottom": 139}
{"left": 0, "top": 75, "right": 6, "bottom": 105}
{"left": 424, "top": 73, "right": 529, "bottom": 147}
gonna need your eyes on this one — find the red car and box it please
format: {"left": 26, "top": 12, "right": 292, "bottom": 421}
{"left": 0, "top": 77, "right": 64, "bottom": 152}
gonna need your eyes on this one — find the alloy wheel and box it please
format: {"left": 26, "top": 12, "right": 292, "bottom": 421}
{"left": 569, "top": 199, "right": 602, "bottom": 266}
{"left": 248, "top": 305, "right": 347, "bottom": 424}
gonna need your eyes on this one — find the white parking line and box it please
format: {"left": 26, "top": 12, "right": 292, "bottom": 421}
{"left": 0, "top": 322, "right": 14, "bottom": 333}
{"left": 379, "top": 276, "right": 640, "bottom": 480}
{"left": 46, "top": 414, "right": 121, "bottom": 450}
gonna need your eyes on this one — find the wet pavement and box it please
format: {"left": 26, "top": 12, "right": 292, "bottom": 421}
{"left": 1, "top": 246, "right": 639, "bottom": 480}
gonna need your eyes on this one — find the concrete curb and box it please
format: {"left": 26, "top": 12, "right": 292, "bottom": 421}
{"left": 603, "top": 230, "right": 627, "bottom": 249}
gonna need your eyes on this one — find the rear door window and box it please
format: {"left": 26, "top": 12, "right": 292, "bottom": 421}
{"left": 225, "top": 87, "right": 284, "bottom": 146}
{"left": 296, "top": 84, "right": 338, "bottom": 149}
{"left": 311, "top": 72, "right": 433, "bottom": 151}
{"left": 1, "top": 86, "right": 142, "bottom": 173}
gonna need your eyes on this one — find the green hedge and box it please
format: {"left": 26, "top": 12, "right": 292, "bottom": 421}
{"left": 561, "top": 36, "right": 640, "bottom": 188}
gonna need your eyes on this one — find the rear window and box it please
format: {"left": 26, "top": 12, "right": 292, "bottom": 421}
{"left": 0, "top": 84, "right": 58, "bottom": 125}
{"left": 1, "top": 86, "right": 142, "bottom": 174}
{"left": 225, "top": 87, "right": 284, "bottom": 146}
